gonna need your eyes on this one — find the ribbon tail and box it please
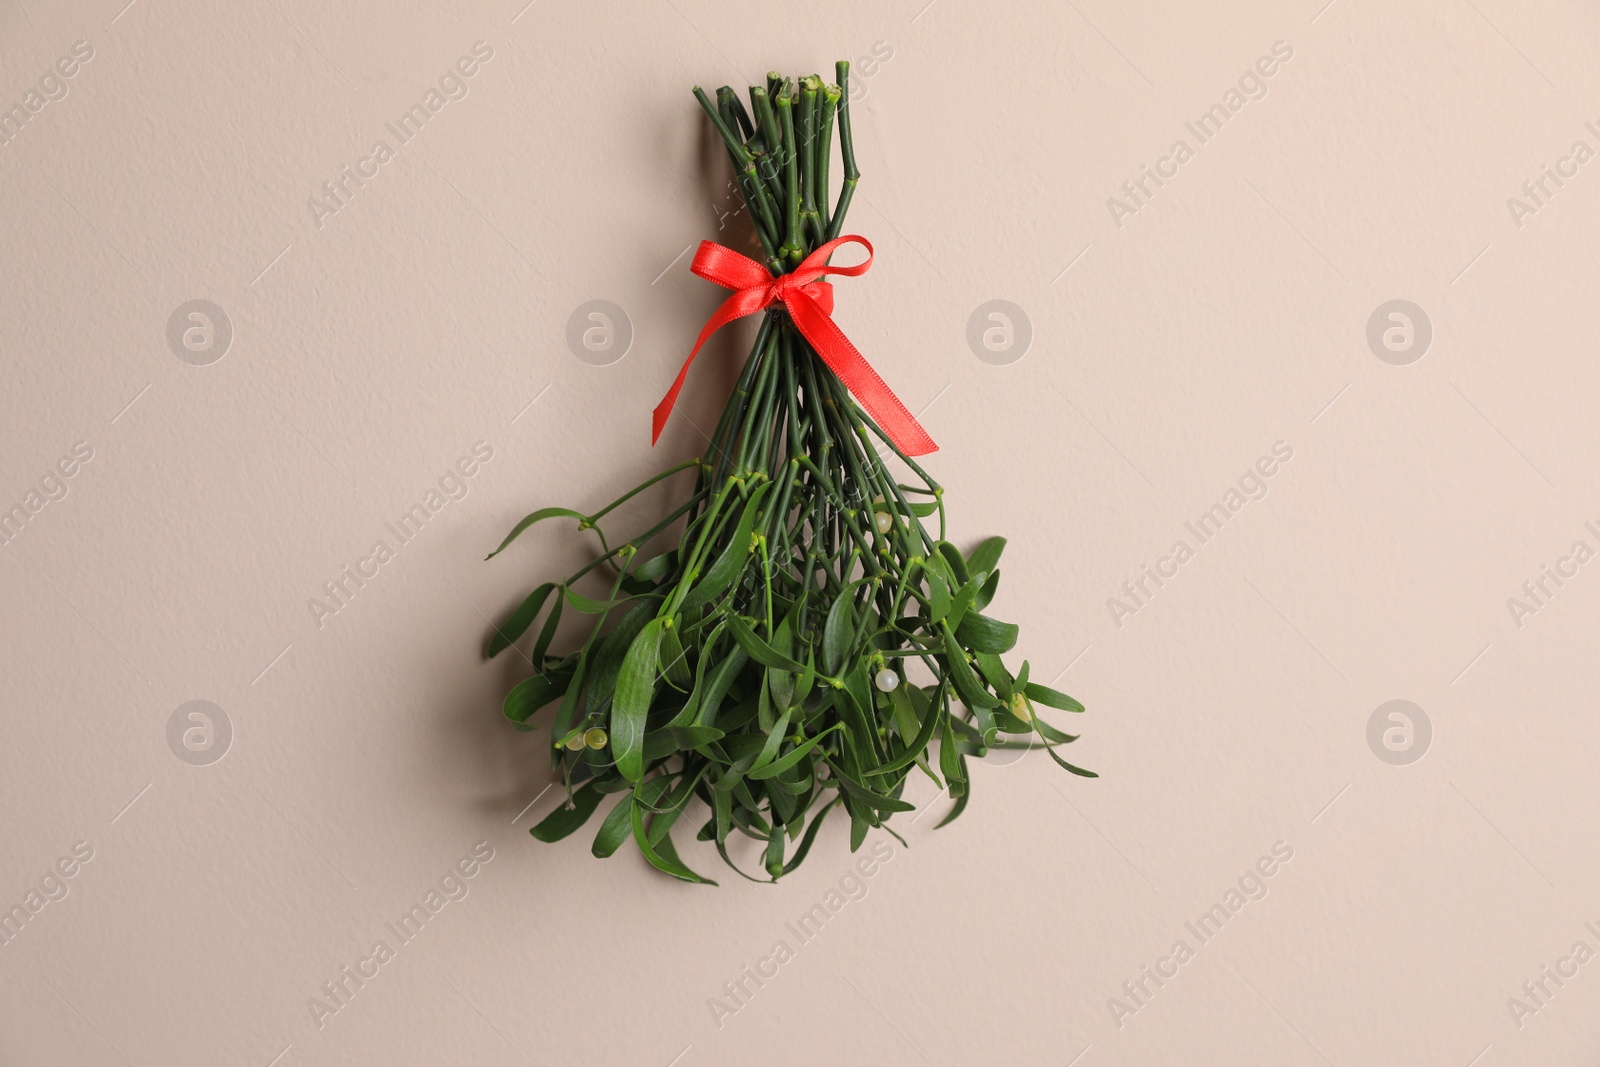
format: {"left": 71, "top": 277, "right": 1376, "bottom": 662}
{"left": 651, "top": 350, "right": 699, "bottom": 446}
{"left": 652, "top": 285, "right": 772, "bottom": 445}
{"left": 785, "top": 294, "right": 938, "bottom": 457}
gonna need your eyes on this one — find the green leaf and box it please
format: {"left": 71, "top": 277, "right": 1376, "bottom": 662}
{"left": 530, "top": 781, "right": 603, "bottom": 841}
{"left": 633, "top": 549, "right": 678, "bottom": 583}
{"left": 1042, "top": 745, "right": 1099, "bottom": 777}
{"left": 713, "top": 781, "right": 733, "bottom": 843}
{"left": 748, "top": 723, "right": 843, "bottom": 779}
{"left": 848, "top": 802, "right": 870, "bottom": 849}
{"left": 790, "top": 649, "right": 817, "bottom": 712}
{"left": 991, "top": 706, "right": 1034, "bottom": 735}
{"left": 666, "top": 619, "right": 724, "bottom": 727}
{"left": 764, "top": 826, "right": 785, "bottom": 878}
{"left": 822, "top": 581, "right": 859, "bottom": 676}
{"left": 718, "top": 693, "right": 761, "bottom": 737}
{"left": 782, "top": 798, "right": 839, "bottom": 875}
{"left": 502, "top": 671, "right": 570, "bottom": 732}
{"left": 939, "top": 711, "right": 962, "bottom": 789}
{"left": 1030, "top": 716, "right": 1079, "bottom": 744}
{"left": 681, "top": 483, "right": 773, "bottom": 615}
{"left": 766, "top": 766, "right": 813, "bottom": 795}
{"left": 1028, "top": 701, "right": 1094, "bottom": 776}
{"left": 845, "top": 659, "right": 876, "bottom": 730}
{"left": 937, "top": 541, "right": 970, "bottom": 585}
{"left": 733, "top": 783, "right": 769, "bottom": 833}
{"left": 935, "top": 770, "right": 972, "bottom": 827}
{"left": 486, "top": 507, "right": 586, "bottom": 559}
{"left": 586, "top": 599, "right": 656, "bottom": 709}
{"left": 755, "top": 666, "right": 774, "bottom": 730}
{"left": 833, "top": 768, "right": 916, "bottom": 813}
{"left": 565, "top": 588, "right": 631, "bottom": 615}
{"left": 748, "top": 707, "right": 795, "bottom": 776}
{"left": 974, "top": 652, "right": 1014, "bottom": 703}
{"left": 612, "top": 618, "right": 666, "bottom": 782}
{"left": 591, "top": 795, "right": 634, "bottom": 857}
{"left": 946, "top": 581, "right": 978, "bottom": 632}
{"left": 486, "top": 583, "right": 556, "bottom": 659}
{"left": 947, "top": 715, "right": 984, "bottom": 750}
{"left": 643, "top": 724, "right": 725, "bottom": 760}
{"left": 531, "top": 588, "right": 565, "bottom": 664}
{"left": 974, "top": 569, "right": 1000, "bottom": 612}
{"left": 955, "top": 611, "right": 1019, "bottom": 654}
{"left": 877, "top": 685, "right": 943, "bottom": 773}
{"left": 725, "top": 614, "right": 806, "bottom": 673}
{"left": 908, "top": 500, "right": 939, "bottom": 517}
{"left": 695, "top": 645, "right": 749, "bottom": 728}
{"left": 677, "top": 724, "right": 727, "bottom": 747}
{"left": 925, "top": 567, "right": 952, "bottom": 623}
{"left": 967, "top": 536, "right": 1006, "bottom": 577}
{"left": 631, "top": 799, "right": 717, "bottom": 884}
{"left": 659, "top": 623, "right": 692, "bottom": 689}
{"left": 1022, "top": 681, "right": 1086, "bottom": 712}
{"left": 887, "top": 685, "right": 919, "bottom": 743}
{"left": 635, "top": 775, "right": 674, "bottom": 808}
{"left": 647, "top": 767, "right": 707, "bottom": 846}
{"left": 831, "top": 681, "right": 882, "bottom": 770}
{"left": 713, "top": 838, "right": 768, "bottom": 883}
{"left": 942, "top": 626, "right": 999, "bottom": 709}
{"left": 765, "top": 613, "right": 796, "bottom": 708}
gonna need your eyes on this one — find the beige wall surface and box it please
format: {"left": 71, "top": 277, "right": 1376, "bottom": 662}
{"left": 3, "top": 0, "right": 1599, "bottom": 1064}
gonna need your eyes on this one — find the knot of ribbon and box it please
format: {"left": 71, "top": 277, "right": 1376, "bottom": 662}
{"left": 651, "top": 235, "right": 938, "bottom": 457}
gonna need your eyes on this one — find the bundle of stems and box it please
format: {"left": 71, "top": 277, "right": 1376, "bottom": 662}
{"left": 484, "top": 61, "right": 1092, "bottom": 884}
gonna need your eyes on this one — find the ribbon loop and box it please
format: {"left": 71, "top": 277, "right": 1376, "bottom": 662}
{"left": 651, "top": 235, "right": 937, "bottom": 457}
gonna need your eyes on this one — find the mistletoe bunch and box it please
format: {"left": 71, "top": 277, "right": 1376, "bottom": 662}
{"left": 484, "top": 61, "right": 1092, "bottom": 884}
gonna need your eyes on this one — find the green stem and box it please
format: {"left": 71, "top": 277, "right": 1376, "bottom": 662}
{"left": 826, "top": 62, "right": 859, "bottom": 242}
{"left": 817, "top": 85, "right": 840, "bottom": 236}
{"left": 704, "top": 315, "right": 775, "bottom": 496}
{"left": 749, "top": 86, "right": 785, "bottom": 205}
{"left": 758, "top": 536, "right": 774, "bottom": 635}
{"left": 589, "top": 459, "right": 701, "bottom": 525}
{"left": 563, "top": 489, "right": 707, "bottom": 587}
{"left": 693, "top": 86, "right": 783, "bottom": 269}
{"left": 776, "top": 83, "right": 803, "bottom": 266}
{"left": 716, "top": 85, "right": 755, "bottom": 142}
{"left": 737, "top": 327, "right": 782, "bottom": 473}
{"left": 798, "top": 76, "right": 823, "bottom": 247}
{"left": 663, "top": 474, "right": 746, "bottom": 617}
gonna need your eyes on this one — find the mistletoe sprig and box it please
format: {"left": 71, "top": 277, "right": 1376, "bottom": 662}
{"left": 484, "top": 61, "right": 1092, "bottom": 885}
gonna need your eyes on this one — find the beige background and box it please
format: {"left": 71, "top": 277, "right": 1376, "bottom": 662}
{"left": 3, "top": 0, "right": 1599, "bottom": 1064}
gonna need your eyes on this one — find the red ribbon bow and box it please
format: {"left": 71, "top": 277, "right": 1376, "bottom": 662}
{"left": 652, "top": 235, "right": 938, "bottom": 457}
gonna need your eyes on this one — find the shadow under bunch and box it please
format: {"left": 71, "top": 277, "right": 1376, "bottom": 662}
{"left": 484, "top": 61, "right": 1093, "bottom": 884}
